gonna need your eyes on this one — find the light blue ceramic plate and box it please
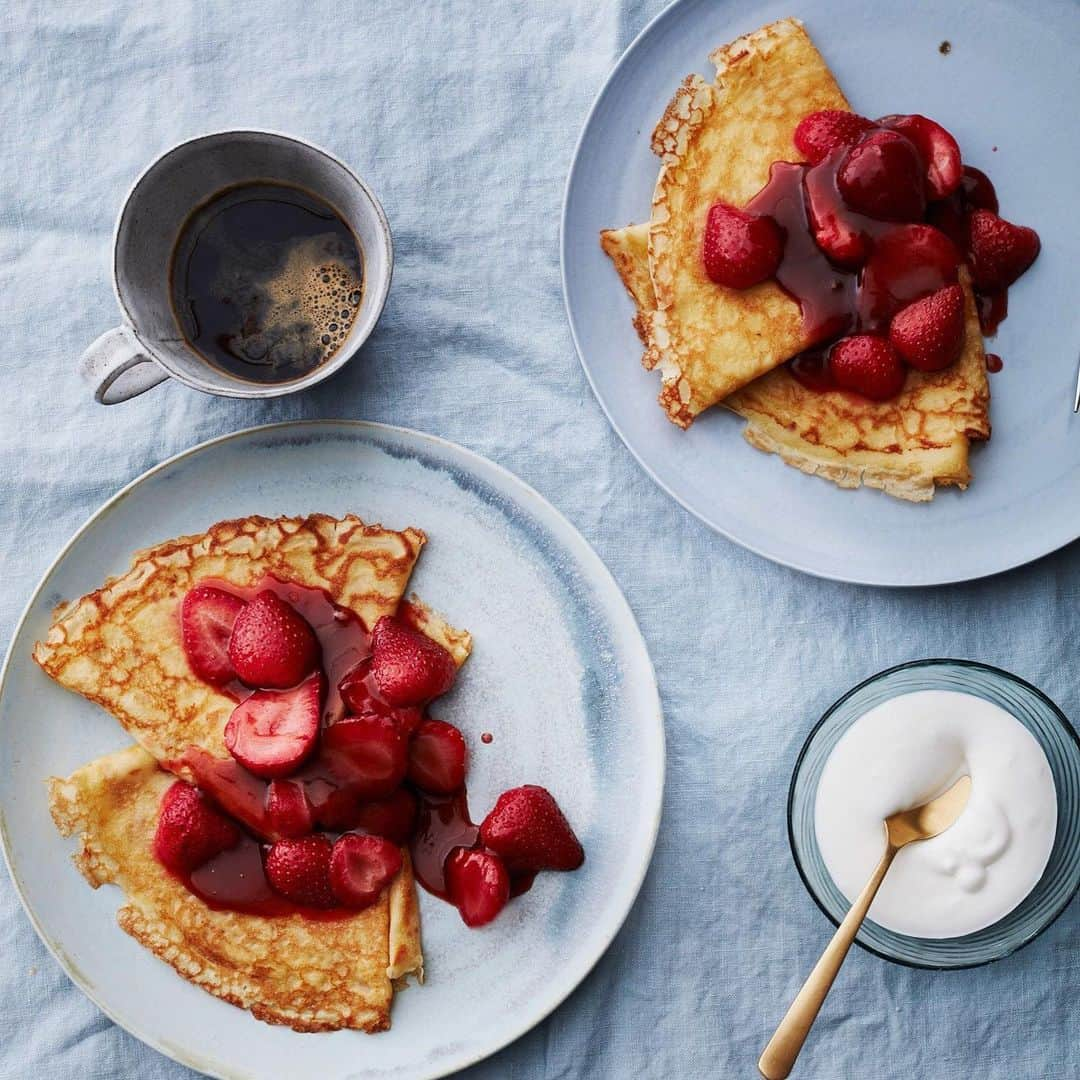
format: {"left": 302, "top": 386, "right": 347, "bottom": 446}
{"left": 0, "top": 422, "right": 664, "bottom": 1080}
{"left": 789, "top": 660, "right": 1080, "bottom": 968}
{"left": 562, "top": 0, "right": 1080, "bottom": 586}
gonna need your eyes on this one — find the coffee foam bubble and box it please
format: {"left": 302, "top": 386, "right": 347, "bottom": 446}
{"left": 260, "top": 235, "right": 364, "bottom": 363}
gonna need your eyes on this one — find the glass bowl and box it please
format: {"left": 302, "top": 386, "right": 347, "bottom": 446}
{"left": 788, "top": 659, "right": 1080, "bottom": 969}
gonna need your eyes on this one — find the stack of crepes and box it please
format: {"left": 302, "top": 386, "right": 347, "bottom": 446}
{"left": 600, "top": 17, "right": 990, "bottom": 502}
{"left": 35, "top": 514, "right": 471, "bottom": 1033}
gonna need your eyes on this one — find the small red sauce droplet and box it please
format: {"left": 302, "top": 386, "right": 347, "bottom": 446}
{"left": 986, "top": 353, "right": 1003, "bottom": 372}
{"left": 481, "top": 732, "right": 493, "bottom": 744}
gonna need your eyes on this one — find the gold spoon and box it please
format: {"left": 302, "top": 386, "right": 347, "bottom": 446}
{"left": 758, "top": 774, "right": 972, "bottom": 1080}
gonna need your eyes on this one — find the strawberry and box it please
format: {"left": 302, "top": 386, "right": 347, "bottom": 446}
{"left": 967, "top": 209, "right": 1041, "bottom": 291}
{"left": 224, "top": 671, "right": 323, "bottom": 779}
{"left": 837, "top": 130, "right": 926, "bottom": 221}
{"left": 858, "top": 224, "right": 960, "bottom": 330}
{"left": 329, "top": 833, "right": 403, "bottom": 909}
{"left": 958, "top": 166, "right": 998, "bottom": 214}
{"left": 228, "top": 589, "right": 319, "bottom": 690}
{"left": 828, "top": 335, "right": 907, "bottom": 400}
{"left": 701, "top": 202, "right": 784, "bottom": 289}
{"left": 153, "top": 780, "right": 240, "bottom": 874}
{"left": 265, "top": 779, "right": 314, "bottom": 838}
{"left": 351, "top": 789, "right": 417, "bottom": 845}
{"left": 407, "top": 719, "right": 467, "bottom": 795}
{"left": 321, "top": 714, "right": 408, "bottom": 798}
{"left": 176, "top": 746, "right": 274, "bottom": 839}
{"left": 180, "top": 585, "right": 245, "bottom": 686}
{"left": 877, "top": 114, "right": 962, "bottom": 200}
{"left": 793, "top": 109, "right": 875, "bottom": 165}
{"left": 927, "top": 165, "right": 999, "bottom": 248}
{"left": 338, "top": 657, "right": 423, "bottom": 735}
{"left": 309, "top": 785, "right": 365, "bottom": 831}
{"left": 479, "top": 785, "right": 584, "bottom": 874}
{"left": 805, "top": 162, "right": 869, "bottom": 267}
{"left": 369, "top": 616, "right": 457, "bottom": 707}
{"left": 446, "top": 848, "right": 510, "bottom": 928}
{"left": 264, "top": 834, "right": 335, "bottom": 908}
{"left": 889, "top": 285, "right": 966, "bottom": 372}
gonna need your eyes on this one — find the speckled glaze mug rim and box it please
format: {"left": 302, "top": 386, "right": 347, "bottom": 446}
{"left": 787, "top": 657, "right": 1080, "bottom": 971}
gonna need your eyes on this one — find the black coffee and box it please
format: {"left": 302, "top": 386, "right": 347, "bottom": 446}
{"left": 169, "top": 182, "right": 364, "bottom": 384}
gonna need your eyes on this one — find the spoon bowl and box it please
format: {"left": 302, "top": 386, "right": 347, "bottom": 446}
{"left": 885, "top": 774, "right": 972, "bottom": 849}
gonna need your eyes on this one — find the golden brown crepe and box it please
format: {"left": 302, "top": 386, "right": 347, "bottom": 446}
{"left": 49, "top": 745, "right": 420, "bottom": 1033}
{"left": 38, "top": 514, "right": 473, "bottom": 1031}
{"left": 601, "top": 17, "right": 991, "bottom": 501}
{"left": 645, "top": 18, "right": 850, "bottom": 422}
{"left": 33, "top": 513, "right": 470, "bottom": 763}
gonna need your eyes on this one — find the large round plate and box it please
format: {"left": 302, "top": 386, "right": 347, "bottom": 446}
{"left": 562, "top": 0, "right": 1080, "bottom": 585}
{"left": 0, "top": 421, "right": 663, "bottom": 1079}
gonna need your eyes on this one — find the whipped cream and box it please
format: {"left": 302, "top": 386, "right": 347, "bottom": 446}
{"left": 814, "top": 689, "right": 1056, "bottom": 939}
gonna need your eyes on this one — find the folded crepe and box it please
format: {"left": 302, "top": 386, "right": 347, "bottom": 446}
{"left": 38, "top": 513, "right": 472, "bottom": 1031}
{"left": 602, "top": 18, "right": 990, "bottom": 500}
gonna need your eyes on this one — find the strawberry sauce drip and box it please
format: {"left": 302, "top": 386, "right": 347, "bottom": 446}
{"left": 411, "top": 790, "right": 536, "bottom": 899}
{"left": 411, "top": 790, "right": 480, "bottom": 899}
{"left": 747, "top": 150, "right": 959, "bottom": 393}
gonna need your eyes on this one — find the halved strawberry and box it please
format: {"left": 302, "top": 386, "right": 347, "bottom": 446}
{"left": 793, "top": 109, "right": 875, "bottom": 165}
{"left": 877, "top": 114, "right": 962, "bottom": 200}
{"left": 329, "top": 833, "right": 403, "bottom": 909}
{"left": 967, "top": 209, "right": 1041, "bottom": 291}
{"left": 926, "top": 165, "right": 999, "bottom": 248}
{"left": 228, "top": 589, "right": 319, "bottom": 690}
{"left": 369, "top": 616, "right": 457, "bottom": 707}
{"left": 153, "top": 780, "right": 240, "bottom": 874}
{"left": 804, "top": 162, "right": 868, "bottom": 267}
{"left": 338, "top": 657, "right": 423, "bottom": 735}
{"left": 701, "top": 202, "right": 784, "bottom": 289}
{"left": 321, "top": 714, "right": 408, "bottom": 798}
{"left": 224, "top": 671, "right": 323, "bottom": 779}
{"left": 829, "top": 335, "right": 907, "bottom": 400}
{"left": 479, "top": 786, "right": 584, "bottom": 874}
{"left": 352, "top": 788, "right": 417, "bottom": 845}
{"left": 959, "top": 166, "right": 998, "bottom": 213}
{"left": 265, "top": 778, "right": 314, "bottom": 838}
{"left": 407, "top": 719, "right": 467, "bottom": 795}
{"left": 264, "top": 834, "right": 335, "bottom": 908}
{"left": 837, "top": 130, "right": 926, "bottom": 222}
{"left": 180, "top": 586, "right": 245, "bottom": 686}
{"left": 889, "top": 284, "right": 966, "bottom": 372}
{"left": 176, "top": 746, "right": 274, "bottom": 840}
{"left": 309, "top": 785, "right": 364, "bottom": 831}
{"left": 446, "top": 848, "right": 510, "bottom": 927}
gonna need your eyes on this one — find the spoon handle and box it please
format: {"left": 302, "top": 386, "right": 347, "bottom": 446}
{"left": 758, "top": 845, "right": 897, "bottom": 1080}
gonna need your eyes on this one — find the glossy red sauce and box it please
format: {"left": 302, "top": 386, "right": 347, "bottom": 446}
{"left": 742, "top": 141, "right": 1016, "bottom": 393}
{"left": 164, "top": 576, "right": 486, "bottom": 918}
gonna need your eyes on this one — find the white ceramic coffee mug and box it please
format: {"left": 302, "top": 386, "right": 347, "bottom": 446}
{"left": 80, "top": 129, "right": 393, "bottom": 404}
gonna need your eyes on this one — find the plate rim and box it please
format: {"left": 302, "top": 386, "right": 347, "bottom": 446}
{"left": 786, "top": 657, "right": 1080, "bottom": 969}
{"left": 0, "top": 418, "right": 665, "bottom": 1080}
{"left": 558, "top": 0, "right": 1080, "bottom": 588}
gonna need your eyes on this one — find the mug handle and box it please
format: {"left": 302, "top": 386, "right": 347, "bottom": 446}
{"left": 79, "top": 326, "right": 170, "bottom": 404}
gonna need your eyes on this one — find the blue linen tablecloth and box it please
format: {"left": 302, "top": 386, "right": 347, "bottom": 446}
{"left": 1, "top": 1, "right": 1077, "bottom": 1077}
